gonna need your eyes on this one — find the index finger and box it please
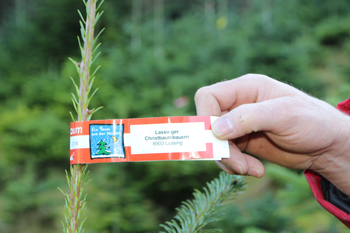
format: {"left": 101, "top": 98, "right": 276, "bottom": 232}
{"left": 194, "top": 74, "right": 293, "bottom": 116}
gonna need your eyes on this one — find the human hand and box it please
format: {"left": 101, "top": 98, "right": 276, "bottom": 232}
{"left": 195, "top": 74, "right": 350, "bottom": 195}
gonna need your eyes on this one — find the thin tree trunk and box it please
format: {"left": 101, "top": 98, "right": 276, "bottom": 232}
{"left": 154, "top": 0, "right": 164, "bottom": 60}
{"left": 204, "top": 0, "right": 215, "bottom": 33}
{"left": 131, "top": 0, "right": 142, "bottom": 53}
{"left": 15, "top": 0, "right": 26, "bottom": 26}
{"left": 262, "top": 0, "right": 272, "bottom": 33}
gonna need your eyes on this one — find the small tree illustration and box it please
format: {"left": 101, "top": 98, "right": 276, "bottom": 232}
{"left": 96, "top": 140, "right": 111, "bottom": 155}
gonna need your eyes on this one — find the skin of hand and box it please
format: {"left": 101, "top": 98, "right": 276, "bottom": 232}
{"left": 195, "top": 74, "right": 350, "bottom": 195}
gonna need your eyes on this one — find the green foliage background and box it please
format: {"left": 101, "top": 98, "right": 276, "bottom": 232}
{"left": 0, "top": 0, "right": 350, "bottom": 232}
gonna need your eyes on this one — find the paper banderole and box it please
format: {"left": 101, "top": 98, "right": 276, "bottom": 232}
{"left": 69, "top": 116, "right": 229, "bottom": 164}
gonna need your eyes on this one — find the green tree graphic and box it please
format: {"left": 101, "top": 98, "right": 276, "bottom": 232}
{"left": 96, "top": 140, "right": 111, "bottom": 155}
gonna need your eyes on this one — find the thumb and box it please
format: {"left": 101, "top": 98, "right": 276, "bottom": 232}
{"left": 212, "top": 98, "right": 289, "bottom": 139}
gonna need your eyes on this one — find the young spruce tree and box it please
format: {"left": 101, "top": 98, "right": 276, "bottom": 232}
{"left": 59, "top": 0, "right": 104, "bottom": 232}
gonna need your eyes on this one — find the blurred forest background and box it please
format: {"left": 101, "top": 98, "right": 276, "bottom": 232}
{"left": 1, "top": 0, "right": 350, "bottom": 232}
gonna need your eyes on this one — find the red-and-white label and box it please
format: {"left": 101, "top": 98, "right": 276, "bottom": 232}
{"left": 69, "top": 116, "right": 229, "bottom": 164}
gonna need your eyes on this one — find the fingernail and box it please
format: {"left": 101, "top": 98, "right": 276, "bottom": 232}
{"left": 231, "top": 163, "right": 243, "bottom": 175}
{"left": 212, "top": 116, "right": 234, "bottom": 137}
{"left": 248, "top": 168, "right": 261, "bottom": 178}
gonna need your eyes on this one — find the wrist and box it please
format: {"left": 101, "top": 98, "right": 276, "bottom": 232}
{"left": 311, "top": 115, "right": 350, "bottom": 196}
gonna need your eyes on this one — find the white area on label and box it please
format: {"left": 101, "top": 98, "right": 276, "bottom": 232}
{"left": 70, "top": 135, "right": 90, "bottom": 150}
{"left": 124, "top": 122, "right": 206, "bottom": 154}
{"left": 124, "top": 121, "right": 229, "bottom": 158}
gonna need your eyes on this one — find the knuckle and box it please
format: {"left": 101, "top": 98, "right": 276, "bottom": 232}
{"left": 240, "top": 73, "right": 271, "bottom": 82}
{"left": 194, "top": 86, "right": 210, "bottom": 103}
{"left": 256, "top": 74, "right": 271, "bottom": 81}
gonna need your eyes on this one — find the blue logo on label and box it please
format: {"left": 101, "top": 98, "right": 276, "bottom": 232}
{"left": 90, "top": 124, "right": 125, "bottom": 159}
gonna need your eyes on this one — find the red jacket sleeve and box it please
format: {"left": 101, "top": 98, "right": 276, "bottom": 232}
{"left": 305, "top": 98, "right": 350, "bottom": 228}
